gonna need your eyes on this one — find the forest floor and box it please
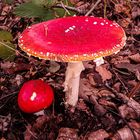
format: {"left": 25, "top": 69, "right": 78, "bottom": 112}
{"left": 0, "top": 0, "right": 140, "bottom": 140}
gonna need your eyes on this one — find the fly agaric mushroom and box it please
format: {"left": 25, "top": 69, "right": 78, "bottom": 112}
{"left": 18, "top": 80, "right": 54, "bottom": 113}
{"left": 18, "top": 16, "right": 126, "bottom": 107}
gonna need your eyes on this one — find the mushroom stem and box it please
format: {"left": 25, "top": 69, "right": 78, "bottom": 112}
{"left": 64, "top": 61, "right": 85, "bottom": 106}
{"left": 94, "top": 57, "right": 104, "bottom": 66}
{"left": 34, "top": 110, "right": 45, "bottom": 116}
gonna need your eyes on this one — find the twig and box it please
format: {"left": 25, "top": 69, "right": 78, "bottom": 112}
{"left": 112, "top": 68, "right": 129, "bottom": 94}
{"left": 0, "top": 96, "right": 15, "bottom": 110}
{"left": 18, "top": 112, "right": 38, "bottom": 139}
{"left": 54, "top": 4, "right": 81, "bottom": 13}
{"left": 0, "top": 41, "right": 15, "bottom": 51}
{"left": 104, "top": 82, "right": 128, "bottom": 103}
{"left": 60, "top": 1, "right": 71, "bottom": 15}
{"left": 128, "top": 82, "right": 140, "bottom": 98}
{"left": 0, "top": 92, "right": 17, "bottom": 101}
{"left": 0, "top": 41, "right": 29, "bottom": 59}
{"left": 109, "top": 109, "right": 137, "bottom": 140}
{"left": 105, "top": 82, "right": 140, "bottom": 118}
{"left": 103, "top": 0, "right": 107, "bottom": 18}
{"left": 25, "top": 126, "right": 38, "bottom": 139}
{"left": 85, "top": 0, "right": 102, "bottom": 16}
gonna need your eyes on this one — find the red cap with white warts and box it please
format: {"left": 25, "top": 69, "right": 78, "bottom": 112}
{"left": 18, "top": 16, "right": 126, "bottom": 62}
{"left": 18, "top": 80, "right": 54, "bottom": 113}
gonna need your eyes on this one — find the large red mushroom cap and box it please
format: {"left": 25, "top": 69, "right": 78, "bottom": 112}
{"left": 18, "top": 80, "right": 54, "bottom": 113}
{"left": 18, "top": 16, "right": 126, "bottom": 62}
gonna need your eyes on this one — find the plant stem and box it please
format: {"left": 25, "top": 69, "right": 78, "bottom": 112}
{"left": 85, "top": 0, "right": 101, "bottom": 16}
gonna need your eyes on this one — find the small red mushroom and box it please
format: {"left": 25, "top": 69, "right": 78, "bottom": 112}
{"left": 18, "top": 80, "right": 54, "bottom": 113}
{"left": 18, "top": 16, "right": 126, "bottom": 107}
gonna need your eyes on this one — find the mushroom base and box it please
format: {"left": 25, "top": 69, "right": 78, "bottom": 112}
{"left": 64, "top": 62, "right": 85, "bottom": 106}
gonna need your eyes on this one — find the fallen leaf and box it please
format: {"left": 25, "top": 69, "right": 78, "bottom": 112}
{"left": 0, "top": 114, "right": 11, "bottom": 131}
{"left": 112, "top": 121, "right": 140, "bottom": 140}
{"left": 33, "top": 115, "right": 49, "bottom": 129}
{"left": 24, "top": 125, "right": 33, "bottom": 140}
{"left": 117, "top": 18, "right": 131, "bottom": 28}
{"left": 95, "top": 65, "right": 112, "bottom": 82}
{"left": 98, "top": 89, "right": 115, "bottom": 98}
{"left": 56, "top": 127, "right": 78, "bottom": 140}
{"left": 111, "top": 56, "right": 130, "bottom": 65}
{"left": 113, "top": 82, "right": 121, "bottom": 92}
{"left": 1, "top": 62, "right": 31, "bottom": 74}
{"left": 119, "top": 104, "right": 137, "bottom": 119}
{"left": 0, "top": 137, "right": 6, "bottom": 140}
{"left": 15, "top": 74, "right": 23, "bottom": 86}
{"left": 115, "top": 4, "right": 131, "bottom": 17}
{"left": 132, "top": 4, "right": 140, "bottom": 19}
{"left": 128, "top": 80, "right": 137, "bottom": 87}
{"left": 48, "top": 61, "right": 60, "bottom": 73}
{"left": 83, "top": 61, "right": 94, "bottom": 69}
{"left": 87, "top": 73, "right": 96, "bottom": 86}
{"left": 115, "top": 62, "right": 140, "bottom": 80}
{"left": 69, "top": 0, "right": 80, "bottom": 5}
{"left": 101, "top": 113, "right": 116, "bottom": 130}
{"left": 98, "top": 98, "right": 117, "bottom": 109}
{"left": 84, "top": 129, "right": 109, "bottom": 140}
{"left": 129, "top": 53, "right": 140, "bottom": 63}
{"left": 76, "top": 99, "right": 92, "bottom": 115}
{"left": 79, "top": 78, "right": 99, "bottom": 101}
{"left": 0, "top": 30, "right": 16, "bottom": 61}
{"left": 90, "top": 95, "right": 107, "bottom": 116}
{"left": 1, "top": 61, "right": 13, "bottom": 69}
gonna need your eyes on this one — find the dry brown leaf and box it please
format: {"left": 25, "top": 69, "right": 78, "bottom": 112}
{"left": 24, "top": 124, "right": 38, "bottom": 140}
{"left": 1, "top": 61, "right": 14, "bottom": 69}
{"left": 15, "top": 74, "right": 23, "bottom": 86}
{"left": 98, "top": 89, "right": 115, "bottom": 98}
{"left": 48, "top": 61, "right": 60, "bottom": 73}
{"left": 119, "top": 104, "right": 137, "bottom": 119}
{"left": 113, "top": 82, "right": 121, "bottom": 93}
{"left": 112, "top": 121, "right": 140, "bottom": 140}
{"left": 101, "top": 113, "right": 116, "bottom": 130}
{"left": 129, "top": 53, "right": 140, "bottom": 63}
{"left": 0, "top": 114, "right": 11, "bottom": 131}
{"left": 0, "top": 138, "right": 6, "bottom": 140}
{"left": 117, "top": 18, "right": 131, "bottom": 28}
{"left": 90, "top": 95, "right": 107, "bottom": 116}
{"left": 115, "top": 62, "right": 140, "bottom": 80}
{"left": 84, "top": 129, "right": 109, "bottom": 140}
{"left": 69, "top": 0, "right": 80, "bottom": 5}
{"left": 111, "top": 56, "right": 130, "bottom": 65}
{"left": 33, "top": 115, "right": 49, "bottom": 129}
{"left": 115, "top": 4, "right": 131, "bottom": 17}
{"left": 98, "top": 98, "right": 117, "bottom": 109}
{"left": 79, "top": 78, "right": 99, "bottom": 101}
{"left": 128, "top": 80, "right": 137, "bottom": 87}
{"left": 132, "top": 4, "right": 140, "bottom": 19}
{"left": 77, "top": 99, "right": 89, "bottom": 111}
{"left": 1, "top": 61, "right": 31, "bottom": 74}
{"left": 95, "top": 65, "right": 112, "bottom": 82}
{"left": 127, "top": 98, "right": 140, "bottom": 118}
{"left": 87, "top": 73, "right": 96, "bottom": 86}
{"left": 83, "top": 61, "right": 94, "bottom": 69}
{"left": 56, "top": 128, "right": 78, "bottom": 140}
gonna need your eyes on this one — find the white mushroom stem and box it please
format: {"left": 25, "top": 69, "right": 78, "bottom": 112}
{"left": 93, "top": 57, "right": 104, "bottom": 66}
{"left": 64, "top": 57, "right": 104, "bottom": 107}
{"left": 34, "top": 110, "right": 45, "bottom": 116}
{"left": 64, "top": 61, "right": 85, "bottom": 106}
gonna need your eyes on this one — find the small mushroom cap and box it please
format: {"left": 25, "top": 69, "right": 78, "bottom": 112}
{"left": 19, "top": 16, "right": 126, "bottom": 62}
{"left": 18, "top": 80, "right": 54, "bottom": 113}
